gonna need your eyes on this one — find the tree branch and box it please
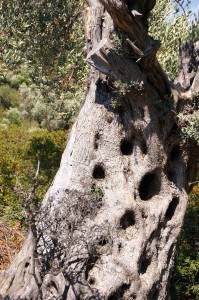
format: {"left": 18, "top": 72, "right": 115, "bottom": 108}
{"left": 99, "top": 0, "right": 151, "bottom": 51}
{"left": 87, "top": 38, "right": 146, "bottom": 83}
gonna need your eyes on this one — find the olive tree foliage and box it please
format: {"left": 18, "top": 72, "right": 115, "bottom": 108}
{"left": 149, "top": 0, "right": 192, "bottom": 79}
{"left": 18, "top": 82, "right": 82, "bottom": 130}
{"left": 0, "top": 0, "right": 87, "bottom": 130}
{"left": 0, "top": 0, "right": 84, "bottom": 71}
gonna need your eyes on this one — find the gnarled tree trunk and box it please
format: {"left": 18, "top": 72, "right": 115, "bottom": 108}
{"left": 0, "top": 1, "right": 198, "bottom": 299}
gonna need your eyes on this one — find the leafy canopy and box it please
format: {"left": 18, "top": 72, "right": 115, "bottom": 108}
{"left": 149, "top": 0, "right": 198, "bottom": 78}
{"left": 0, "top": 0, "right": 87, "bottom": 130}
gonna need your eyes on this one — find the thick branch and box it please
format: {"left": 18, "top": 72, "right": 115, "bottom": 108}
{"left": 87, "top": 38, "right": 146, "bottom": 83}
{"left": 99, "top": 0, "right": 151, "bottom": 51}
{"left": 92, "top": 0, "right": 174, "bottom": 97}
{"left": 175, "top": 41, "right": 199, "bottom": 95}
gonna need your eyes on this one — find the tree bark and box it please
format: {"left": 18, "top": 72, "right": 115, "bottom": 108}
{"left": 0, "top": 1, "right": 198, "bottom": 299}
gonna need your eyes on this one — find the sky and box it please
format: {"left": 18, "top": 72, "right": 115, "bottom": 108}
{"left": 190, "top": 0, "right": 198, "bottom": 15}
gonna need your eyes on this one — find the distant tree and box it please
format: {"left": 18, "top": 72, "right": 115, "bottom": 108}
{"left": 5, "top": 108, "right": 22, "bottom": 125}
{"left": 19, "top": 83, "right": 43, "bottom": 126}
{"left": 0, "top": 84, "right": 22, "bottom": 109}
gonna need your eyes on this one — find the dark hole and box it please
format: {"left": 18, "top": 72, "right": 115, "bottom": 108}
{"left": 166, "top": 145, "right": 183, "bottom": 188}
{"left": 88, "top": 277, "right": 95, "bottom": 285}
{"left": 94, "top": 132, "right": 100, "bottom": 150}
{"left": 190, "top": 76, "right": 194, "bottom": 85}
{"left": 141, "top": 140, "right": 147, "bottom": 154}
{"left": 139, "top": 172, "right": 161, "bottom": 200}
{"left": 98, "top": 236, "right": 108, "bottom": 246}
{"left": 85, "top": 255, "right": 99, "bottom": 280}
{"left": 167, "top": 170, "right": 175, "bottom": 184}
{"left": 25, "top": 262, "right": 29, "bottom": 268}
{"left": 140, "top": 256, "right": 151, "bottom": 274}
{"left": 172, "top": 123, "right": 178, "bottom": 131}
{"left": 120, "top": 210, "right": 135, "bottom": 229}
{"left": 118, "top": 242, "right": 122, "bottom": 252}
{"left": 138, "top": 107, "right": 144, "bottom": 118}
{"left": 95, "top": 132, "right": 100, "bottom": 140}
{"left": 188, "top": 64, "right": 193, "bottom": 73}
{"left": 120, "top": 139, "right": 133, "bottom": 155}
{"left": 170, "top": 145, "right": 182, "bottom": 161}
{"left": 165, "top": 197, "right": 179, "bottom": 221}
{"left": 150, "top": 289, "right": 159, "bottom": 300}
{"left": 108, "top": 284, "right": 130, "bottom": 300}
{"left": 142, "top": 212, "right": 148, "bottom": 219}
{"left": 49, "top": 281, "right": 58, "bottom": 292}
{"left": 93, "top": 165, "right": 105, "bottom": 179}
{"left": 130, "top": 294, "right": 137, "bottom": 300}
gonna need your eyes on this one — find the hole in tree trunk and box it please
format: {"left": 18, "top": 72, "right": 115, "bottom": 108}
{"left": 140, "top": 255, "right": 151, "bottom": 274}
{"left": 108, "top": 283, "right": 131, "bottom": 300}
{"left": 48, "top": 281, "right": 58, "bottom": 292}
{"left": 88, "top": 277, "right": 95, "bottom": 285}
{"left": 172, "top": 123, "right": 178, "bottom": 131}
{"left": 148, "top": 286, "right": 159, "bottom": 300}
{"left": 167, "top": 170, "right": 176, "bottom": 184}
{"left": 170, "top": 145, "right": 182, "bottom": 161}
{"left": 120, "top": 139, "right": 133, "bottom": 155}
{"left": 98, "top": 236, "right": 108, "bottom": 246}
{"left": 94, "top": 132, "right": 100, "bottom": 150}
{"left": 140, "top": 140, "right": 147, "bottom": 154}
{"left": 166, "top": 145, "right": 183, "bottom": 188}
{"left": 190, "top": 76, "right": 194, "bottom": 85}
{"left": 85, "top": 254, "right": 99, "bottom": 280}
{"left": 165, "top": 197, "right": 179, "bottom": 221}
{"left": 150, "top": 289, "right": 159, "bottom": 300}
{"left": 141, "top": 211, "right": 148, "bottom": 219}
{"left": 118, "top": 242, "right": 122, "bottom": 252}
{"left": 120, "top": 210, "right": 135, "bottom": 229}
{"left": 139, "top": 172, "right": 161, "bottom": 200}
{"left": 93, "top": 164, "right": 105, "bottom": 179}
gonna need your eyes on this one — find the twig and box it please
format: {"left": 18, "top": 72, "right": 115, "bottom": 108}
{"left": 189, "top": 181, "right": 199, "bottom": 186}
{"left": 174, "top": 0, "right": 186, "bottom": 15}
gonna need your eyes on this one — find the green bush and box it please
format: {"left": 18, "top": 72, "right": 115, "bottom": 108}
{"left": 9, "top": 72, "right": 32, "bottom": 89}
{"left": 0, "top": 84, "right": 22, "bottom": 108}
{"left": 5, "top": 107, "right": 23, "bottom": 125}
{"left": 170, "top": 185, "right": 199, "bottom": 299}
{"left": 0, "top": 126, "right": 67, "bottom": 225}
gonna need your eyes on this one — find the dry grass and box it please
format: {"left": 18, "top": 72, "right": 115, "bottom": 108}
{"left": 0, "top": 221, "right": 24, "bottom": 270}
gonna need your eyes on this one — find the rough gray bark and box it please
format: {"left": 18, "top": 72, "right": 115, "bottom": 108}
{"left": 0, "top": 1, "right": 198, "bottom": 299}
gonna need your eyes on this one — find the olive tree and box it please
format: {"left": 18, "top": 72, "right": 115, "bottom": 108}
{"left": 0, "top": 0, "right": 198, "bottom": 299}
